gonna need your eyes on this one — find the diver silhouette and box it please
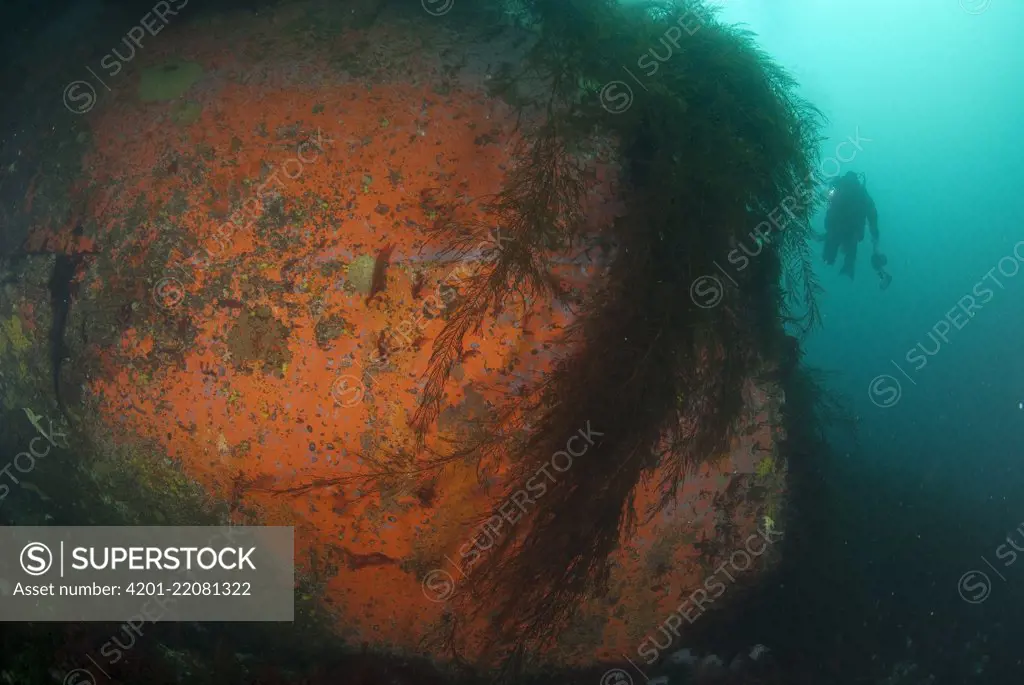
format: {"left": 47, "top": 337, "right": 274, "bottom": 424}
{"left": 821, "top": 171, "right": 891, "bottom": 289}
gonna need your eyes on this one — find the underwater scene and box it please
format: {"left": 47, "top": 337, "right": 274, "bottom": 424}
{"left": 0, "top": 0, "right": 1021, "bottom": 683}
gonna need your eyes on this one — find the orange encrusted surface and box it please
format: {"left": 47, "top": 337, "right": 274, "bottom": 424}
{"left": 60, "top": 6, "right": 785, "bottom": 669}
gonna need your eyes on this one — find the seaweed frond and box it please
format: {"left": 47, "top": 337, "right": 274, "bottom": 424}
{"left": 413, "top": 128, "right": 587, "bottom": 432}
{"left": 403, "top": 0, "right": 828, "bottom": 663}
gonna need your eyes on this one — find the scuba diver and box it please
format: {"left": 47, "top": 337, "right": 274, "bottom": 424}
{"left": 821, "top": 171, "right": 891, "bottom": 289}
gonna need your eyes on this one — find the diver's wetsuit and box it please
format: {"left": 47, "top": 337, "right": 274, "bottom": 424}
{"left": 823, "top": 176, "right": 878, "bottom": 278}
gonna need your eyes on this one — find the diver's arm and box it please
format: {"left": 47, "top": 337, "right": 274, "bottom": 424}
{"left": 824, "top": 203, "right": 837, "bottom": 235}
{"left": 866, "top": 197, "right": 879, "bottom": 247}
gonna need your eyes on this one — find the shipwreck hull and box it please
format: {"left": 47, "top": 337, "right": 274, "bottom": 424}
{"left": 0, "top": 2, "right": 793, "bottom": 677}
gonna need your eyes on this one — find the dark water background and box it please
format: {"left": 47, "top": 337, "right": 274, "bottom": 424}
{"left": 707, "top": 2, "right": 1024, "bottom": 681}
